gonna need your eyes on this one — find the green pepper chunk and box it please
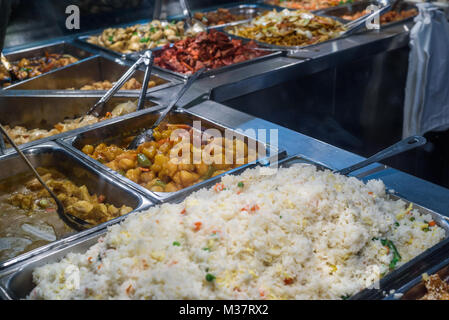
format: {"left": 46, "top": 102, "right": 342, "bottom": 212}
{"left": 173, "top": 241, "right": 181, "bottom": 246}
{"left": 238, "top": 182, "right": 244, "bottom": 188}
{"left": 38, "top": 199, "right": 49, "bottom": 208}
{"left": 202, "top": 166, "right": 215, "bottom": 179}
{"left": 140, "top": 37, "right": 150, "bottom": 43}
{"left": 137, "top": 153, "right": 152, "bottom": 167}
{"left": 205, "top": 273, "right": 216, "bottom": 282}
{"left": 154, "top": 179, "right": 166, "bottom": 188}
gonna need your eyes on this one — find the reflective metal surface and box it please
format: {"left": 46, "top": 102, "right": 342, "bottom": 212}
{"left": 0, "top": 141, "right": 153, "bottom": 271}
{"left": 3, "top": 55, "right": 174, "bottom": 92}
{"left": 1, "top": 41, "right": 95, "bottom": 90}
{"left": 0, "top": 231, "right": 105, "bottom": 299}
{"left": 317, "top": 0, "right": 418, "bottom": 28}
{"left": 0, "top": 95, "right": 160, "bottom": 154}
{"left": 77, "top": 18, "right": 191, "bottom": 61}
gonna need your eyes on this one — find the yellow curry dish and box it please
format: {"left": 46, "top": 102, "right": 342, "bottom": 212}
{"left": 0, "top": 167, "right": 133, "bottom": 262}
{"left": 81, "top": 123, "right": 254, "bottom": 193}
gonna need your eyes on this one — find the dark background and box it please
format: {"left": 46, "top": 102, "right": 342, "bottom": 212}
{"left": 3, "top": 0, "right": 245, "bottom": 48}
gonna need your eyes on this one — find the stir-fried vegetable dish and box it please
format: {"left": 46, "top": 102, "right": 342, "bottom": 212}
{"left": 1, "top": 52, "right": 79, "bottom": 87}
{"left": 87, "top": 20, "right": 198, "bottom": 54}
{"left": 154, "top": 30, "right": 268, "bottom": 74}
{"left": 226, "top": 9, "right": 346, "bottom": 47}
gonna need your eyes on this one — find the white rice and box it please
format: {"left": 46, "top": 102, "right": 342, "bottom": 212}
{"left": 28, "top": 164, "right": 446, "bottom": 300}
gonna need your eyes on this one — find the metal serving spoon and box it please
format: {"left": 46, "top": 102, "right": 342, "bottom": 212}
{"left": 179, "top": 0, "right": 207, "bottom": 32}
{"left": 0, "top": 125, "right": 91, "bottom": 231}
{"left": 127, "top": 67, "right": 205, "bottom": 150}
{"left": 335, "top": 135, "right": 427, "bottom": 176}
{"left": 82, "top": 50, "right": 154, "bottom": 120}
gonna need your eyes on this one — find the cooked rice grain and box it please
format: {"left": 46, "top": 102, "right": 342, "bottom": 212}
{"left": 29, "top": 164, "right": 445, "bottom": 300}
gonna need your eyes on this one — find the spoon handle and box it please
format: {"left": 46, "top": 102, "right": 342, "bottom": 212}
{"left": 179, "top": 0, "right": 193, "bottom": 20}
{"left": 137, "top": 51, "right": 154, "bottom": 111}
{"left": 335, "top": 135, "right": 427, "bottom": 176}
{"left": 0, "top": 125, "right": 89, "bottom": 230}
{"left": 151, "top": 67, "right": 205, "bottom": 129}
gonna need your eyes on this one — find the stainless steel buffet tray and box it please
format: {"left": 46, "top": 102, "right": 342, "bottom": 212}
{"left": 60, "top": 107, "right": 286, "bottom": 203}
{"left": 261, "top": 0, "right": 361, "bottom": 12}
{"left": 0, "top": 95, "right": 160, "bottom": 154}
{"left": 168, "top": 3, "right": 275, "bottom": 30}
{"left": 150, "top": 47, "right": 283, "bottom": 80}
{"left": 316, "top": 0, "right": 418, "bottom": 28}
{"left": 76, "top": 18, "right": 190, "bottom": 61}
{"left": 222, "top": 18, "right": 348, "bottom": 53}
{"left": 3, "top": 56, "right": 176, "bottom": 92}
{"left": 0, "top": 142, "right": 153, "bottom": 271}
{"left": 222, "top": 1, "right": 404, "bottom": 53}
{"left": 1, "top": 41, "right": 95, "bottom": 89}
{"left": 1, "top": 154, "right": 448, "bottom": 300}
{"left": 277, "top": 155, "right": 449, "bottom": 300}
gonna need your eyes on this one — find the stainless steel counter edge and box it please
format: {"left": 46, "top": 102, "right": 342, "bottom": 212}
{"left": 189, "top": 100, "right": 449, "bottom": 217}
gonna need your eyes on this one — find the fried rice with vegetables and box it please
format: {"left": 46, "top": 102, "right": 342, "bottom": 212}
{"left": 29, "top": 164, "right": 445, "bottom": 299}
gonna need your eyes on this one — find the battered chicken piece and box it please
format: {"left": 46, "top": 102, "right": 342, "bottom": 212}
{"left": 421, "top": 274, "right": 449, "bottom": 300}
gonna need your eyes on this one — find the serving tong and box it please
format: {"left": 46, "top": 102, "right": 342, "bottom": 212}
{"left": 341, "top": 0, "right": 393, "bottom": 36}
{"left": 179, "top": 0, "right": 207, "bottom": 32}
{"left": 0, "top": 125, "right": 91, "bottom": 231}
{"left": 334, "top": 135, "right": 426, "bottom": 176}
{"left": 127, "top": 67, "right": 205, "bottom": 150}
{"left": 83, "top": 50, "right": 155, "bottom": 120}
